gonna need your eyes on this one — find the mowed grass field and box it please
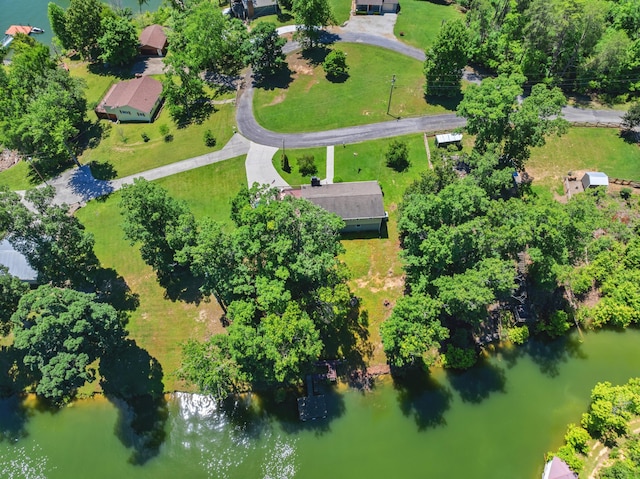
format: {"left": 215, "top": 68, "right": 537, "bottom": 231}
{"left": 333, "top": 134, "right": 431, "bottom": 363}
{"left": 253, "top": 43, "right": 456, "bottom": 132}
{"left": 273, "top": 146, "right": 328, "bottom": 186}
{"left": 395, "top": 0, "right": 464, "bottom": 49}
{"left": 75, "top": 156, "right": 247, "bottom": 391}
{"left": 528, "top": 127, "right": 640, "bottom": 190}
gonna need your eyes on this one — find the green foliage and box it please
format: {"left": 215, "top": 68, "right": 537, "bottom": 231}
{"left": 457, "top": 73, "right": 568, "bottom": 170}
{"left": 65, "top": 0, "right": 105, "bottom": 60}
{"left": 141, "top": 132, "right": 150, "bottom": 142}
{"left": 538, "top": 310, "right": 572, "bottom": 338}
{"left": 48, "top": 2, "right": 73, "bottom": 50}
{"left": 506, "top": 325, "right": 529, "bottom": 345}
{"left": 555, "top": 445, "right": 584, "bottom": 474}
{"left": 622, "top": 103, "right": 640, "bottom": 131}
{"left": 621, "top": 188, "right": 633, "bottom": 201}
{"left": 11, "top": 285, "right": 125, "bottom": 402}
{"left": 424, "top": 19, "right": 469, "bottom": 97}
{"left": 247, "top": 22, "right": 286, "bottom": 79}
{"left": 564, "top": 424, "right": 591, "bottom": 455}
{"left": 0, "top": 186, "right": 99, "bottom": 287}
{"left": 97, "top": 15, "right": 139, "bottom": 66}
{"left": 0, "top": 42, "right": 86, "bottom": 169}
{"left": 297, "top": 154, "right": 318, "bottom": 176}
{"left": 385, "top": 139, "right": 410, "bottom": 172}
{"left": 292, "top": 0, "right": 335, "bottom": 47}
{"left": 0, "top": 266, "right": 29, "bottom": 335}
{"left": 180, "top": 185, "right": 350, "bottom": 396}
{"left": 322, "top": 49, "right": 349, "bottom": 80}
{"left": 441, "top": 344, "right": 477, "bottom": 369}
{"left": 119, "top": 178, "right": 196, "bottom": 280}
{"left": 203, "top": 130, "right": 216, "bottom": 147}
{"left": 380, "top": 294, "right": 449, "bottom": 368}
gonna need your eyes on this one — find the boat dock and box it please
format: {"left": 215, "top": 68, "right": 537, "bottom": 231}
{"left": 2, "top": 25, "right": 44, "bottom": 49}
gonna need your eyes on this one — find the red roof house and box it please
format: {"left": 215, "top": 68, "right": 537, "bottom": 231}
{"left": 139, "top": 25, "right": 168, "bottom": 56}
{"left": 95, "top": 76, "right": 163, "bottom": 123}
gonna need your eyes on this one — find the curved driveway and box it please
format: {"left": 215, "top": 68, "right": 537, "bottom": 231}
{"left": 237, "top": 29, "right": 624, "bottom": 148}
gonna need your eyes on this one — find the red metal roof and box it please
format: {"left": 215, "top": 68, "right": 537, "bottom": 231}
{"left": 139, "top": 24, "right": 167, "bottom": 50}
{"left": 99, "top": 76, "right": 162, "bottom": 114}
{"left": 5, "top": 25, "right": 33, "bottom": 36}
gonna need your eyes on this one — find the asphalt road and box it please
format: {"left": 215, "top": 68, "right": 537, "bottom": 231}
{"left": 237, "top": 29, "right": 624, "bottom": 148}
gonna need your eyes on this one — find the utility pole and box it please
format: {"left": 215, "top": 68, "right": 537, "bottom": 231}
{"left": 386, "top": 74, "right": 396, "bottom": 116}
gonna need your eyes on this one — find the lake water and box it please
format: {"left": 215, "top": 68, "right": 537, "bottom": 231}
{"left": 2, "top": 329, "right": 640, "bottom": 478}
{"left": 0, "top": 0, "right": 163, "bottom": 48}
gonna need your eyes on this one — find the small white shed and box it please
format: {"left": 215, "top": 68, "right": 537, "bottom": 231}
{"left": 581, "top": 171, "right": 609, "bottom": 189}
{"left": 435, "top": 133, "right": 463, "bottom": 148}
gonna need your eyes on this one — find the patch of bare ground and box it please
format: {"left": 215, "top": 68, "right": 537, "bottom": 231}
{"left": 0, "top": 149, "right": 21, "bottom": 172}
{"left": 354, "top": 272, "right": 404, "bottom": 294}
{"left": 196, "top": 302, "right": 226, "bottom": 337}
{"left": 581, "top": 288, "right": 601, "bottom": 309}
{"left": 288, "top": 53, "right": 314, "bottom": 76}
{"left": 268, "top": 92, "right": 287, "bottom": 106}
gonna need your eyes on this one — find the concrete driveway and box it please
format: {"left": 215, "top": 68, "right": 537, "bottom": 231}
{"left": 340, "top": 13, "right": 398, "bottom": 39}
{"left": 130, "top": 56, "right": 166, "bottom": 76}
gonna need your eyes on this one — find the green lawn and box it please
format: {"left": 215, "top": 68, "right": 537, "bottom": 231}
{"left": 254, "top": 43, "right": 457, "bottom": 132}
{"left": 80, "top": 104, "right": 236, "bottom": 179}
{"left": 273, "top": 146, "right": 328, "bottom": 186}
{"left": 75, "top": 156, "right": 247, "bottom": 391}
{"left": 334, "top": 134, "right": 431, "bottom": 364}
{"left": 0, "top": 161, "right": 33, "bottom": 190}
{"left": 528, "top": 127, "right": 640, "bottom": 190}
{"left": 395, "top": 0, "right": 464, "bottom": 50}
{"left": 252, "top": 0, "right": 351, "bottom": 28}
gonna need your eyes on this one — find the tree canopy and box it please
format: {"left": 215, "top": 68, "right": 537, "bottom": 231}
{"left": 292, "top": 0, "right": 335, "bottom": 47}
{"left": 12, "top": 285, "right": 125, "bottom": 402}
{"left": 424, "top": 19, "right": 470, "bottom": 97}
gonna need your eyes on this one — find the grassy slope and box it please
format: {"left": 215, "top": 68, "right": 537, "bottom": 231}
{"left": 334, "top": 134, "right": 430, "bottom": 364}
{"left": 528, "top": 127, "right": 640, "bottom": 190}
{"left": 252, "top": 0, "right": 351, "bottom": 28}
{"left": 253, "top": 43, "right": 457, "bottom": 132}
{"left": 75, "top": 156, "right": 247, "bottom": 391}
{"left": 395, "top": 0, "right": 464, "bottom": 50}
{"left": 273, "top": 146, "right": 328, "bottom": 186}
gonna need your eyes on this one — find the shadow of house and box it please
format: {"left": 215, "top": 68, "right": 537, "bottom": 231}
{"left": 95, "top": 77, "right": 163, "bottom": 123}
{"left": 139, "top": 25, "right": 168, "bottom": 57}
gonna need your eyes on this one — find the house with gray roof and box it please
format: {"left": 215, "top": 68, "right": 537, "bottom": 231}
{"left": 298, "top": 181, "right": 387, "bottom": 233}
{"left": 95, "top": 76, "right": 163, "bottom": 123}
{"left": 0, "top": 239, "right": 37, "bottom": 284}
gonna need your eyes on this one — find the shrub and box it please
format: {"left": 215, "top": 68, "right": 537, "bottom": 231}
{"left": 621, "top": 187, "right": 633, "bottom": 200}
{"left": 441, "top": 345, "right": 477, "bottom": 369}
{"left": 564, "top": 424, "right": 591, "bottom": 454}
{"left": 141, "top": 132, "right": 150, "bottom": 142}
{"left": 386, "top": 139, "right": 410, "bottom": 172}
{"left": 537, "top": 310, "right": 572, "bottom": 337}
{"left": 297, "top": 155, "right": 317, "bottom": 176}
{"left": 506, "top": 325, "right": 529, "bottom": 345}
{"left": 164, "top": 133, "right": 174, "bottom": 142}
{"left": 323, "top": 50, "right": 349, "bottom": 80}
{"left": 204, "top": 129, "right": 216, "bottom": 147}
{"left": 159, "top": 124, "right": 169, "bottom": 136}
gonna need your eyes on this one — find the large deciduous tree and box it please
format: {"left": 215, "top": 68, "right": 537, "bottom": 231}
{"left": 424, "top": 19, "right": 470, "bottom": 97}
{"left": 97, "top": 15, "right": 139, "bottom": 67}
{"left": 457, "top": 73, "right": 568, "bottom": 170}
{"left": 0, "top": 186, "right": 100, "bottom": 287}
{"left": 120, "top": 178, "right": 196, "bottom": 281}
{"left": 11, "top": 285, "right": 125, "bottom": 402}
{"left": 381, "top": 294, "right": 449, "bottom": 368}
{"left": 0, "top": 266, "right": 29, "bottom": 335}
{"left": 247, "top": 22, "right": 286, "bottom": 80}
{"left": 65, "top": 0, "right": 105, "bottom": 60}
{"left": 292, "top": 0, "right": 335, "bottom": 47}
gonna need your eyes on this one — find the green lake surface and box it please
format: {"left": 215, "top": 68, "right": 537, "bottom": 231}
{"left": 1, "top": 329, "right": 640, "bottom": 478}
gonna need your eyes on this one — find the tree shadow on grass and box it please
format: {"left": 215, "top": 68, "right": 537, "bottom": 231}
{"left": 88, "top": 160, "right": 118, "bottom": 181}
{"left": 87, "top": 62, "right": 134, "bottom": 80}
{"left": 392, "top": 367, "right": 452, "bottom": 431}
{"left": 158, "top": 269, "right": 205, "bottom": 305}
{"left": 253, "top": 65, "right": 294, "bottom": 90}
{"left": 93, "top": 267, "right": 140, "bottom": 312}
{"left": 301, "top": 46, "right": 331, "bottom": 67}
{"left": 424, "top": 92, "right": 463, "bottom": 112}
{"left": 446, "top": 358, "right": 506, "bottom": 404}
{"left": 100, "top": 339, "right": 168, "bottom": 465}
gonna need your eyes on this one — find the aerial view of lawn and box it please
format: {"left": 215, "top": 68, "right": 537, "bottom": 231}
{"left": 395, "top": 0, "right": 464, "bottom": 49}
{"left": 253, "top": 43, "right": 456, "bottom": 132}
{"left": 528, "top": 127, "right": 640, "bottom": 189}
{"left": 273, "top": 146, "right": 328, "bottom": 186}
{"left": 76, "top": 156, "right": 247, "bottom": 390}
